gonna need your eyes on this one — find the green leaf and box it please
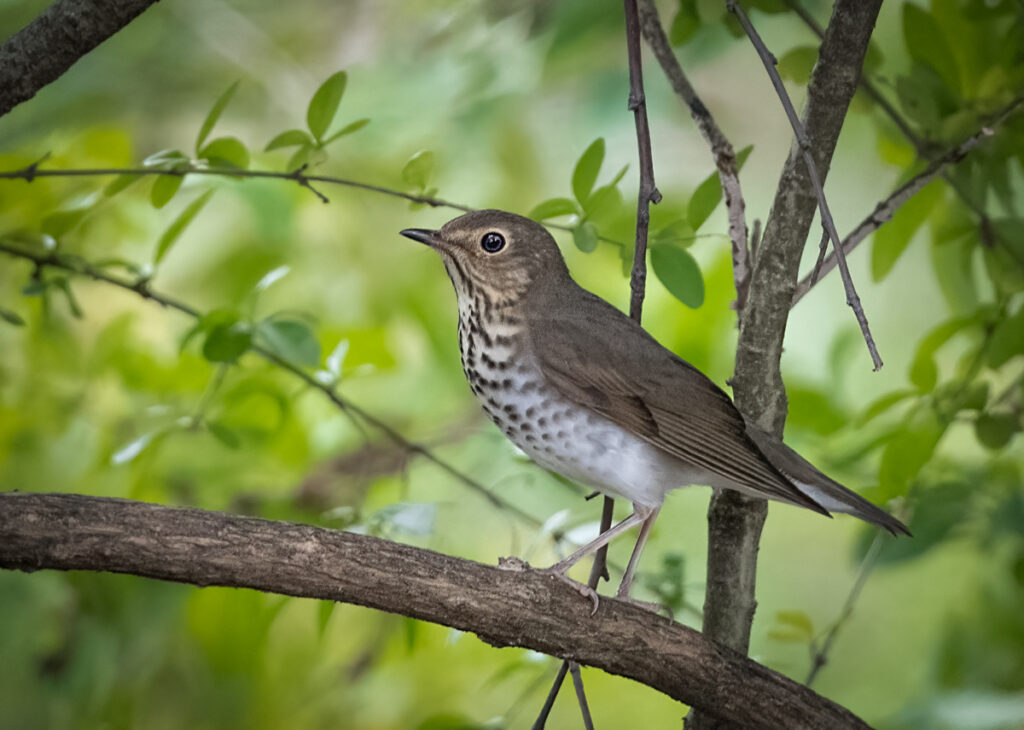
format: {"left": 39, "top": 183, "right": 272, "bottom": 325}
{"left": 196, "top": 81, "right": 240, "bottom": 154}
{"left": 572, "top": 138, "right": 605, "bottom": 205}
{"left": 669, "top": 0, "right": 700, "bottom": 46}
{"left": 207, "top": 421, "right": 241, "bottom": 449}
{"left": 154, "top": 189, "right": 215, "bottom": 264}
{"left": 987, "top": 308, "right": 1024, "bottom": 369}
{"left": 307, "top": 70, "right": 348, "bottom": 142}
{"left": 143, "top": 148, "right": 190, "bottom": 169}
{"left": 787, "top": 386, "right": 846, "bottom": 435}
{"left": 777, "top": 46, "right": 818, "bottom": 84}
{"left": 0, "top": 307, "right": 25, "bottom": 326}
{"left": 651, "top": 219, "right": 695, "bottom": 247}
{"left": 104, "top": 173, "right": 141, "bottom": 197}
{"left": 529, "top": 197, "right": 578, "bottom": 221}
{"left": 651, "top": 245, "right": 704, "bottom": 308}
{"left": 53, "top": 277, "right": 83, "bottom": 318}
{"left": 257, "top": 318, "right": 321, "bottom": 367}
{"left": 265, "top": 129, "right": 313, "bottom": 152}
{"left": 903, "top": 4, "right": 960, "bottom": 95}
{"left": 199, "top": 136, "right": 250, "bottom": 169}
{"left": 41, "top": 208, "right": 89, "bottom": 238}
{"left": 687, "top": 145, "right": 752, "bottom": 231}
{"left": 584, "top": 183, "right": 623, "bottom": 218}
{"left": 323, "top": 117, "right": 370, "bottom": 145}
{"left": 871, "top": 179, "right": 943, "bottom": 281}
{"left": 572, "top": 221, "right": 598, "bottom": 253}
{"left": 150, "top": 174, "right": 184, "bottom": 209}
{"left": 930, "top": 235, "right": 977, "bottom": 314}
{"left": 975, "top": 411, "right": 1018, "bottom": 450}
{"left": 878, "top": 420, "right": 943, "bottom": 497}
{"left": 864, "top": 482, "right": 970, "bottom": 565}
{"left": 402, "top": 150, "right": 434, "bottom": 190}
{"left": 908, "top": 316, "right": 975, "bottom": 392}
{"left": 111, "top": 432, "right": 156, "bottom": 465}
{"left": 202, "top": 321, "right": 252, "bottom": 363}
{"left": 286, "top": 144, "right": 313, "bottom": 173}
{"left": 767, "top": 609, "right": 814, "bottom": 643}
{"left": 325, "top": 339, "right": 349, "bottom": 378}
{"left": 253, "top": 265, "right": 290, "bottom": 293}
{"left": 858, "top": 390, "right": 916, "bottom": 425}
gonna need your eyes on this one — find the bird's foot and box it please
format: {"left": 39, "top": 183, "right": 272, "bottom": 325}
{"left": 542, "top": 567, "right": 600, "bottom": 616}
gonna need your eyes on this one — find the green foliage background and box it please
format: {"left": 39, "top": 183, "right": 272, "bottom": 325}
{"left": 1, "top": 0, "right": 1022, "bottom": 727}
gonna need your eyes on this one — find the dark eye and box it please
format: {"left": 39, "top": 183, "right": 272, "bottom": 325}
{"left": 480, "top": 231, "right": 505, "bottom": 253}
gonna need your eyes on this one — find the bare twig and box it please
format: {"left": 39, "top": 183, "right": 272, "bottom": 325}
{"left": 727, "top": 0, "right": 882, "bottom": 371}
{"left": 637, "top": 0, "right": 751, "bottom": 309}
{"left": 568, "top": 662, "right": 595, "bottom": 730}
{"left": 793, "top": 97, "right": 1024, "bottom": 304}
{"left": 624, "top": 0, "right": 662, "bottom": 323}
{"left": 0, "top": 492, "right": 872, "bottom": 729}
{"left": 805, "top": 531, "right": 885, "bottom": 686}
{"left": 0, "top": 240, "right": 540, "bottom": 527}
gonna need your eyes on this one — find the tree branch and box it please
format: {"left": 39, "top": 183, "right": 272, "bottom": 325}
{"left": 727, "top": 0, "right": 881, "bottom": 371}
{"left": 793, "top": 96, "right": 1024, "bottom": 304}
{"left": 0, "top": 492, "right": 870, "bottom": 730}
{"left": 692, "top": 3, "right": 883, "bottom": 727}
{"left": 637, "top": 0, "right": 751, "bottom": 310}
{"left": 624, "top": 0, "right": 662, "bottom": 323}
{"left": 0, "top": 0, "right": 161, "bottom": 118}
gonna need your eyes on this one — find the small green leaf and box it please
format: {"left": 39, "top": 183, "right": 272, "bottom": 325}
{"left": 207, "top": 421, "right": 241, "bottom": 449}
{"left": 878, "top": 420, "right": 943, "bottom": 497}
{"left": 529, "top": 197, "right": 578, "bottom": 221}
{"left": 307, "top": 71, "right": 348, "bottom": 142}
{"left": 908, "top": 316, "right": 975, "bottom": 392}
{"left": 253, "top": 265, "right": 290, "bottom": 293}
{"left": 202, "top": 321, "right": 252, "bottom": 363}
{"left": 257, "top": 318, "right": 321, "bottom": 367}
{"left": 987, "top": 308, "right": 1024, "bottom": 369}
{"left": 777, "top": 46, "right": 818, "bottom": 84}
{"left": 21, "top": 280, "right": 47, "bottom": 297}
{"left": 975, "top": 411, "right": 1018, "bottom": 450}
{"left": 871, "top": 179, "right": 943, "bottom": 281}
{"left": 154, "top": 189, "right": 215, "bottom": 264}
{"left": 669, "top": 0, "right": 700, "bottom": 46}
{"left": 196, "top": 80, "right": 240, "bottom": 154}
{"left": 687, "top": 145, "right": 752, "bottom": 230}
{"left": 323, "top": 117, "right": 370, "bottom": 145}
{"left": 286, "top": 144, "right": 313, "bottom": 173}
{"left": 104, "top": 174, "right": 141, "bottom": 197}
{"left": 199, "top": 136, "right": 250, "bottom": 169}
{"left": 143, "top": 148, "right": 190, "bottom": 169}
{"left": 111, "top": 432, "right": 155, "bottom": 465}
{"left": 858, "top": 390, "right": 916, "bottom": 425}
{"left": 776, "top": 610, "right": 814, "bottom": 637}
{"left": 0, "top": 307, "right": 25, "bottom": 326}
{"left": 572, "top": 138, "right": 605, "bottom": 205}
{"left": 651, "top": 245, "right": 704, "bottom": 308}
{"left": 572, "top": 221, "right": 598, "bottom": 253}
{"left": 583, "top": 183, "right": 623, "bottom": 218}
{"left": 265, "top": 129, "right": 313, "bottom": 152}
{"left": 402, "top": 150, "right": 434, "bottom": 190}
{"left": 42, "top": 208, "right": 89, "bottom": 238}
{"left": 651, "top": 219, "right": 695, "bottom": 247}
{"left": 325, "top": 339, "right": 349, "bottom": 378}
{"left": 150, "top": 174, "right": 184, "bottom": 209}
{"left": 903, "top": 4, "right": 960, "bottom": 95}
{"left": 53, "top": 278, "right": 83, "bottom": 318}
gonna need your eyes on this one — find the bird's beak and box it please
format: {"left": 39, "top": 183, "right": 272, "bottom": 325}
{"left": 400, "top": 228, "right": 442, "bottom": 247}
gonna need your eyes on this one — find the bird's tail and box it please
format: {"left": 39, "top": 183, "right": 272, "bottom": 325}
{"left": 745, "top": 425, "right": 911, "bottom": 537}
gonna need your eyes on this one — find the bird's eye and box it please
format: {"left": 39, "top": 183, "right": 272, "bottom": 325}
{"left": 480, "top": 231, "right": 506, "bottom": 253}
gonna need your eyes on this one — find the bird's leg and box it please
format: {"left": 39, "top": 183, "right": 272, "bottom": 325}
{"left": 545, "top": 509, "right": 647, "bottom": 614}
{"left": 616, "top": 503, "right": 660, "bottom": 599}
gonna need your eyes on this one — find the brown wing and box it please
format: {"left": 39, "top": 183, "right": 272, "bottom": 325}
{"left": 528, "top": 289, "right": 828, "bottom": 514}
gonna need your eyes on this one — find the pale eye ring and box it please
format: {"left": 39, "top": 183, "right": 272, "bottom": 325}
{"left": 480, "top": 231, "right": 505, "bottom": 253}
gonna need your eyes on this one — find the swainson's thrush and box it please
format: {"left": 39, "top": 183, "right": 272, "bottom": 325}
{"left": 401, "top": 210, "right": 909, "bottom": 602}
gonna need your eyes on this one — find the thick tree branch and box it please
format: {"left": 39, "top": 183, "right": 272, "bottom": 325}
{"left": 637, "top": 0, "right": 751, "bottom": 310}
{"left": 0, "top": 0, "right": 161, "bottom": 118}
{"left": 0, "top": 492, "right": 870, "bottom": 730}
{"left": 691, "top": 3, "right": 883, "bottom": 727}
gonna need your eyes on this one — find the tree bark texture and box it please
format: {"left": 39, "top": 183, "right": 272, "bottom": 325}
{"left": 0, "top": 0, "right": 161, "bottom": 118}
{"left": 0, "top": 492, "right": 870, "bottom": 730}
{"left": 692, "top": 2, "right": 883, "bottom": 727}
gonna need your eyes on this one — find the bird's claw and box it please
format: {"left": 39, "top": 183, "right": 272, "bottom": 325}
{"left": 544, "top": 568, "right": 601, "bottom": 616}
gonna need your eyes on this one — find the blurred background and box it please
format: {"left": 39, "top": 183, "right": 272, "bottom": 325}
{"left": 1, "top": 0, "right": 1022, "bottom": 727}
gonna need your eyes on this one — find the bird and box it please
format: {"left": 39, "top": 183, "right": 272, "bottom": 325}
{"left": 400, "top": 209, "right": 909, "bottom": 606}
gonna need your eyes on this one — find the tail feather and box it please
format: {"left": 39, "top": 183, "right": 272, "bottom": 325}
{"left": 745, "top": 425, "right": 911, "bottom": 537}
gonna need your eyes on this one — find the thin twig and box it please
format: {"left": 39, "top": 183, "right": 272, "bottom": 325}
{"left": 0, "top": 163, "right": 631, "bottom": 248}
{"left": 792, "top": 99, "right": 1024, "bottom": 304}
{"left": 637, "top": 0, "right": 750, "bottom": 309}
{"left": 624, "top": 0, "right": 662, "bottom": 322}
{"left": 0, "top": 240, "right": 541, "bottom": 528}
{"left": 727, "top": 0, "right": 883, "bottom": 371}
{"left": 569, "top": 662, "right": 595, "bottom": 730}
{"left": 805, "top": 531, "right": 885, "bottom": 686}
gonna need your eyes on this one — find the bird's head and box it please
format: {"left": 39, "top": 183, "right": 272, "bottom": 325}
{"left": 401, "top": 210, "right": 570, "bottom": 306}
